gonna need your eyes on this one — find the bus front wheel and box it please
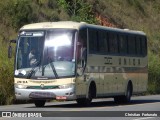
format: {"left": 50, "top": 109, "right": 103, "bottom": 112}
{"left": 76, "top": 98, "right": 92, "bottom": 106}
{"left": 34, "top": 100, "right": 46, "bottom": 107}
{"left": 76, "top": 88, "right": 92, "bottom": 106}
{"left": 76, "top": 83, "right": 96, "bottom": 106}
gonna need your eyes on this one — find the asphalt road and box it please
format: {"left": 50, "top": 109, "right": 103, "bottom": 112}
{"left": 0, "top": 95, "right": 160, "bottom": 120}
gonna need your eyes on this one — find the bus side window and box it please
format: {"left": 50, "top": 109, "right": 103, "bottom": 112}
{"left": 119, "top": 34, "right": 127, "bottom": 55}
{"left": 136, "top": 36, "right": 141, "bottom": 55}
{"left": 141, "top": 37, "right": 147, "bottom": 56}
{"left": 77, "top": 28, "right": 87, "bottom": 68}
{"left": 88, "top": 29, "right": 98, "bottom": 53}
{"left": 128, "top": 35, "right": 136, "bottom": 55}
{"left": 98, "top": 30, "right": 108, "bottom": 54}
{"left": 109, "top": 32, "right": 118, "bottom": 54}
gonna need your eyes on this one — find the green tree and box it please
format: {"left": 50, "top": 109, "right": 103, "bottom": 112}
{"left": 8, "top": 0, "right": 35, "bottom": 30}
{"left": 57, "top": 0, "right": 97, "bottom": 23}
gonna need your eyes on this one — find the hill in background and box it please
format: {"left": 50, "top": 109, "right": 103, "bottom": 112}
{"left": 0, "top": 0, "right": 160, "bottom": 105}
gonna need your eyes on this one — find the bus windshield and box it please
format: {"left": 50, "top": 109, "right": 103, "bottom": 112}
{"left": 15, "top": 29, "right": 76, "bottom": 79}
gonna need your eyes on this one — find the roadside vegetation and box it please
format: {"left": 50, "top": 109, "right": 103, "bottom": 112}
{"left": 0, "top": 0, "right": 160, "bottom": 105}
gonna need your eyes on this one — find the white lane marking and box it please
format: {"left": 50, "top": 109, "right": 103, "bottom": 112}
{"left": 132, "top": 117, "right": 155, "bottom": 120}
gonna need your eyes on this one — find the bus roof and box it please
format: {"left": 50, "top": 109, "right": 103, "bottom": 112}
{"left": 20, "top": 21, "right": 146, "bottom": 36}
{"left": 20, "top": 21, "right": 86, "bottom": 30}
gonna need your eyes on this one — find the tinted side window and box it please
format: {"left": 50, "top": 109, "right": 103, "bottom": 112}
{"left": 79, "top": 28, "right": 87, "bottom": 47}
{"left": 98, "top": 30, "right": 108, "bottom": 54}
{"left": 141, "top": 37, "right": 147, "bottom": 56}
{"left": 128, "top": 35, "right": 136, "bottom": 55}
{"left": 88, "top": 29, "right": 98, "bottom": 53}
{"left": 109, "top": 32, "right": 118, "bottom": 54}
{"left": 119, "top": 34, "right": 127, "bottom": 54}
{"left": 136, "top": 36, "right": 141, "bottom": 55}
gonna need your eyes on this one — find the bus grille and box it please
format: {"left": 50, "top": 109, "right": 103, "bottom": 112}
{"left": 29, "top": 92, "right": 55, "bottom": 99}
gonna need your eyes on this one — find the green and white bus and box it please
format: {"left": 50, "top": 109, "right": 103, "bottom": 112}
{"left": 8, "top": 21, "right": 148, "bottom": 107}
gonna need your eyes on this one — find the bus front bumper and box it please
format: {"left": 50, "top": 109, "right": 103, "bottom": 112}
{"left": 15, "top": 87, "right": 76, "bottom": 100}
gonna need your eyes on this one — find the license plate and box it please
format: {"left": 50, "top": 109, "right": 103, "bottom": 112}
{"left": 56, "top": 96, "right": 67, "bottom": 100}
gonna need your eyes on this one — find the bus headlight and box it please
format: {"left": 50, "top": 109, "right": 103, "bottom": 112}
{"left": 15, "top": 84, "right": 27, "bottom": 89}
{"left": 58, "top": 84, "right": 74, "bottom": 89}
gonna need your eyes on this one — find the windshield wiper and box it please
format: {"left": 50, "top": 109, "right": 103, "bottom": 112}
{"left": 27, "top": 61, "right": 40, "bottom": 79}
{"left": 48, "top": 57, "right": 59, "bottom": 79}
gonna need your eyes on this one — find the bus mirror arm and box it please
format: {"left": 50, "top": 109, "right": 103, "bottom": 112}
{"left": 8, "top": 39, "right": 16, "bottom": 58}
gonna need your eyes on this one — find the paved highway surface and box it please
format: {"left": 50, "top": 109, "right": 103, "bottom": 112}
{"left": 0, "top": 95, "right": 160, "bottom": 120}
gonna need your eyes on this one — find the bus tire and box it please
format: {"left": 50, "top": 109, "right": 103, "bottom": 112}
{"left": 114, "top": 83, "right": 132, "bottom": 103}
{"left": 123, "top": 83, "right": 132, "bottom": 103}
{"left": 34, "top": 100, "right": 46, "bottom": 107}
{"left": 76, "top": 98, "right": 91, "bottom": 106}
{"left": 76, "top": 82, "right": 96, "bottom": 106}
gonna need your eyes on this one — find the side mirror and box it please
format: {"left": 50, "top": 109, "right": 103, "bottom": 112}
{"left": 8, "top": 40, "right": 16, "bottom": 58}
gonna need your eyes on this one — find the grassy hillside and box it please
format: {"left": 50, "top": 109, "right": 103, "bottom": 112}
{"left": 0, "top": 0, "right": 160, "bottom": 105}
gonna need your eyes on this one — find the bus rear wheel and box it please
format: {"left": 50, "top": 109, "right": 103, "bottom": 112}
{"left": 34, "top": 100, "right": 46, "bottom": 107}
{"left": 114, "top": 83, "right": 132, "bottom": 103}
